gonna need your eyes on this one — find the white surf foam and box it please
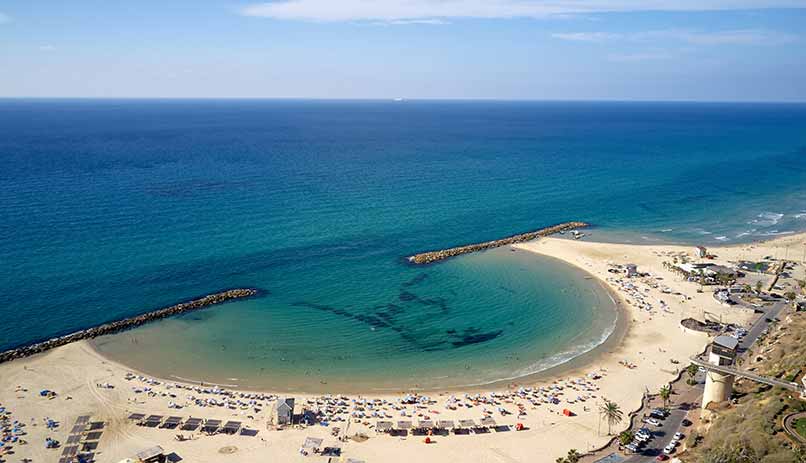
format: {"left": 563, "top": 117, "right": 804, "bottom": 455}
{"left": 750, "top": 212, "right": 784, "bottom": 227}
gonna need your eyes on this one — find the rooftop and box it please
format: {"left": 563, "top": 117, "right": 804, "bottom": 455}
{"left": 714, "top": 335, "right": 739, "bottom": 350}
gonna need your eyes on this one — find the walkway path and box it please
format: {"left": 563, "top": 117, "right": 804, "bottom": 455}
{"left": 783, "top": 412, "right": 806, "bottom": 445}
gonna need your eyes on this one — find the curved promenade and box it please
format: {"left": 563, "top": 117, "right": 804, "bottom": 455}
{"left": 783, "top": 412, "right": 806, "bottom": 445}
{"left": 0, "top": 288, "right": 258, "bottom": 364}
{"left": 407, "top": 221, "right": 589, "bottom": 264}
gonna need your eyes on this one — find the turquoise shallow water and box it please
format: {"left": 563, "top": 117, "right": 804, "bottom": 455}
{"left": 1, "top": 100, "right": 805, "bottom": 390}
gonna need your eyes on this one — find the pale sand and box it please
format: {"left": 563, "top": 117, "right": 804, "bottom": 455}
{"left": 1, "top": 233, "right": 803, "bottom": 463}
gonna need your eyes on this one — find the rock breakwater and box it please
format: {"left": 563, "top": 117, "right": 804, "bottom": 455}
{"left": 0, "top": 288, "right": 258, "bottom": 364}
{"left": 407, "top": 221, "right": 589, "bottom": 264}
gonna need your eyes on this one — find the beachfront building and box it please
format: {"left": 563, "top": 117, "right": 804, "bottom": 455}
{"left": 272, "top": 397, "right": 295, "bottom": 425}
{"left": 702, "top": 335, "right": 739, "bottom": 410}
{"left": 134, "top": 445, "right": 166, "bottom": 463}
{"left": 624, "top": 264, "right": 638, "bottom": 277}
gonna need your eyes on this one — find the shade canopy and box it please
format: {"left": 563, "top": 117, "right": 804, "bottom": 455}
{"left": 302, "top": 437, "right": 323, "bottom": 449}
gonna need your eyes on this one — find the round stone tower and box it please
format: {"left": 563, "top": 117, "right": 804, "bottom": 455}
{"left": 702, "top": 335, "right": 739, "bottom": 410}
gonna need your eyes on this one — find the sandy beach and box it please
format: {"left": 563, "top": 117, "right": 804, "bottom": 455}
{"left": 1, "top": 232, "right": 802, "bottom": 463}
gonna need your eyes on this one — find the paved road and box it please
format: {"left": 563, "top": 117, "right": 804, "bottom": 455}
{"left": 622, "top": 298, "right": 786, "bottom": 463}
{"left": 622, "top": 377, "right": 704, "bottom": 463}
{"left": 738, "top": 299, "right": 786, "bottom": 351}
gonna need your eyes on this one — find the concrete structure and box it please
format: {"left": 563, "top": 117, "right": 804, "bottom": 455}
{"left": 135, "top": 445, "right": 166, "bottom": 463}
{"left": 624, "top": 264, "right": 638, "bottom": 277}
{"left": 702, "top": 335, "right": 738, "bottom": 410}
{"left": 272, "top": 397, "right": 295, "bottom": 425}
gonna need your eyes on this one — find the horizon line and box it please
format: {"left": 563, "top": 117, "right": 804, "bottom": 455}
{"left": 1, "top": 96, "right": 805, "bottom": 104}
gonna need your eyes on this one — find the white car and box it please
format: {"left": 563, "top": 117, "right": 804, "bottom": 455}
{"left": 673, "top": 432, "right": 684, "bottom": 440}
{"left": 663, "top": 445, "right": 676, "bottom": 455}
{"left": 644, "top": 418, "right": 662, "bottom": 426}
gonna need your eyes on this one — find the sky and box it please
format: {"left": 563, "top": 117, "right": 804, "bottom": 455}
{"left": 1, "top": 1, "right": 806, "bottom": 100}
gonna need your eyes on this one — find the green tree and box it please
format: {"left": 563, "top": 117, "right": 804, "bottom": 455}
{"left": 565, "top": 449, "right": 581, "bottom": 463}
{"left": 686, "top": 364, "right": 699, "bottom": 385}
{"left": 755, "top": 280, "right": 764, "bottom": 294}
{"left": 702, "top": 444, "right": 758, "bottom": 463}
{"left": 619, "top": 430, "right": 634, "bottom": 446}
{"left": 784, "top": 291, "right": 797, "bottom": 303}
{"left": 599, "top": 400, "right": 623, "bottom": 435}
{"left": 659, "top": 384, "right": 672, "bottom": 408}
{"left": 797, "top": 279, "right": 806, "bottom": 295}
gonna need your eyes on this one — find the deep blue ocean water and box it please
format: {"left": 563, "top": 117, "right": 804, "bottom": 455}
{"left": 1, "top": 100, "right": 805, "bottom": 390}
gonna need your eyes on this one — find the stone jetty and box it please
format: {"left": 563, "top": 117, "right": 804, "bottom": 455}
{"left": 407, "top": 221, "right": 589, "bottom": 264}
{"left": 0, "top": 288, "right": 258, "bottom": 364}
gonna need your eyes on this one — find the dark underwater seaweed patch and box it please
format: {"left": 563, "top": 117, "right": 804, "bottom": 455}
{"left": 449, "top": 330, "right": 503, "bottom": 348}
{"left": 401, "top": 273, "right": 429, "bottom": 288}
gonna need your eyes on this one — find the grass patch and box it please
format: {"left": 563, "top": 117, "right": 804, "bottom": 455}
{"left": 795, "top": 418, "right": 806, "bottom": 440}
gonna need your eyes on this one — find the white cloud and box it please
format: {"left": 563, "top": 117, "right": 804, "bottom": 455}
{"left": 387, "top": 19, "right": 450, "bottom": 25}
{"left": 607, "top": 52, "right": 671, "bottom": 62}
{"left": 371, "top": 18, "right": 450, "bottom": 25}
{"left": 646, "top": 29, "right": 797, "bottom": 44}
{"left": 553, "top": 28, "right": 796, "bottom": 45}
{"left": 241, "top": 0, "right": 806, "bottom": 22}
{"left": 551, "top": 32, "right": 621, "bottom": 42}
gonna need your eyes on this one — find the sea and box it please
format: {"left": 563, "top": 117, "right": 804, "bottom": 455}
{"left": 1, "top": 99, "right": 805, "bottom": 391}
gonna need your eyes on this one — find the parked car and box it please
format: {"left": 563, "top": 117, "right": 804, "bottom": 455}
{"left": 674, "top": 432, "right": 685, "bottom": 440}
{"left": 656, "top": 455, "right": 669, "bottom": 461}
{"left": 643, "top": 418, "right": 662, "bottom": 426}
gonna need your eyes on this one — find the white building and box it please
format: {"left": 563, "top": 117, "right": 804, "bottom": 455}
{"left": 702, "top": 336, "right": 738, "bottom": 410}
{"left": 624, "top": 264, "right": 638, "bottom": 277}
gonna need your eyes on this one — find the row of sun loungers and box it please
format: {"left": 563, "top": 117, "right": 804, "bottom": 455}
{"left": 127, "top": 413, "right": 246, "bottom": 434}
{"left": 375, "top": 417, "right": 500, "bottom": 434}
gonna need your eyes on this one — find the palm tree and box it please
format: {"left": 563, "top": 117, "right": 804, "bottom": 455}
{"left": 599, "top": 399, "right": 623, "bottom": 435}
{"left": 784, "top": 291, "right": 797, "bottom": 303}
{"left": 619, "top": 430, "right": 635, "bottom": 446}
{"left": 686, "top": 363, "right": 698, "bottom": 385}
{"left": 565, "top": 449, "right": 582, "bottom": 463}
{"left": 659, "top": 384, "right": 672, "bottom": 408}
{"left": 797, "top": 279, "right": 806, "bottom": 295}
{"left": 755, "top": 280, "right": 763, "bottom": 294}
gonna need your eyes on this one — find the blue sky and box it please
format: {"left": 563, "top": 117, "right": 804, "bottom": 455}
{"left": 1, "top": 1, "right": 806, "bottom": 100}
